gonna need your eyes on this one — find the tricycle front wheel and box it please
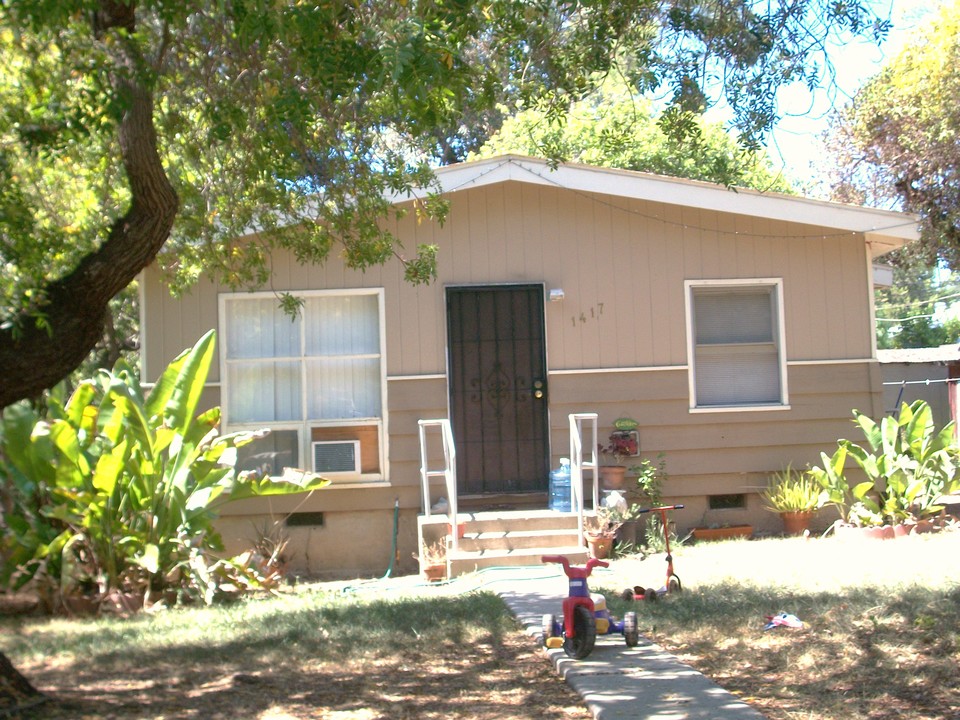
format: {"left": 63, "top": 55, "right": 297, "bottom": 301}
{"left": 563, "top": 605, "right": 597, "bottom": 659}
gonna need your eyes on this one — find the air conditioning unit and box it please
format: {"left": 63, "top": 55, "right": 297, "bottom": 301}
{"left": 312, "top": 440, "right": 361, "bottom": 476}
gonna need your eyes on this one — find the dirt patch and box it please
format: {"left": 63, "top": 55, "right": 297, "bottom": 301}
{"left": 15, "top": 629, "right": 590, "bottom": 719}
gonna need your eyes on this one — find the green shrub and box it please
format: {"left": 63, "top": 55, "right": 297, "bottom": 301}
{"left": 809, "top": 400, "right": 960, "bottom": 526}
{"left": 0, "top": 330, "right": 329, "bottom": 609}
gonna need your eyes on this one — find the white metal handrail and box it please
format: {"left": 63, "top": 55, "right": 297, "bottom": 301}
{"left": 417, "top": 418, "right": 460, "bottom": 554}
{"left": 569, "top": 412, "right": 599, "bottom": 549}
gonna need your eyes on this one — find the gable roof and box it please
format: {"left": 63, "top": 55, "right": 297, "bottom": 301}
{"left": 403, "top": 155, "right": 918, "bottom": 259}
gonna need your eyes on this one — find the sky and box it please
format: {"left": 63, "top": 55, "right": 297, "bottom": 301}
{"left": 763, "top": 0, "right": 944, "bottom": 190}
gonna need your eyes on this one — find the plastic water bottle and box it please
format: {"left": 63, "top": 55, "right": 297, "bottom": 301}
{"left": 550, "top": 458, "right": 572, "bottom": 512}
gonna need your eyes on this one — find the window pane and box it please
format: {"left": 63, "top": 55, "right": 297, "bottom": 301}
{"left": 695, "top": 346, "right": 780, "bottom": 405}
{"left": 304, "top": 295, "right": 379, "bottom": 356}
{"left": 694, "top": 289, "right": 773, "bottom": 345}
{"left": 692, "top": 285, "right": 782, "bottom": 407}
{"left": 236, "top": 430, "right": 299, "bottom": 477}
{"left": 226, "top": 299, "right": 300, "bottom": 359}
{"left": 305, "top": 357, "right": 381, "bottom": 419}
{"left": 227, "top": 361, "right": 302, "bottom": 422}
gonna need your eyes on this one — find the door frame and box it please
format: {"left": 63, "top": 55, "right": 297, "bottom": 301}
{"left": 444, "top": 282, "right": 551, "bottom": 496}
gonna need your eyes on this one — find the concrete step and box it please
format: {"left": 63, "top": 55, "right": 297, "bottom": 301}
{"left": 456, "top": 527, "right": 583, "bottom": 552}
{"left": 418, "top": 508, "right": 597, "bottom": 579}
{"left": 434, "top": 509, "right": 582, "bottom": 534}
{"left": 448, "top": 545, "right": 589, "bottom": 577}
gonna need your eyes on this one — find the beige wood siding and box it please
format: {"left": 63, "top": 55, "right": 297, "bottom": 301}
{"left": 141, "top": 178, "right": 886, "bottom": 571}
{"left": 143, "top": 182, "right": 875, "bottom": 381}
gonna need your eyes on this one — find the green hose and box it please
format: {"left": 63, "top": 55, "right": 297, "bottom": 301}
{"left": 380, "top": 498, "right": 400, "bottom": 580}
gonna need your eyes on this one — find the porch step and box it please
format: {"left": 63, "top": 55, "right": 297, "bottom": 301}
{"left": 419, "top": 509, "right": 592, "bottom": 579}
{"left": 448, "top": 545, "right": 589, "bottom": 577}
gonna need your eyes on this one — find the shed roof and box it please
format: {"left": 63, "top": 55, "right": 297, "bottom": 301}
{"left": 877, "top": 345, "right": 960, "bottom": 365}
{"left": 403, "top": 155, "right": 919, "bottom": 259}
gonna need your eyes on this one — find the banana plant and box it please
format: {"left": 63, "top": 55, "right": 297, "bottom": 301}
{"left": 0, "top": 330, "right": 329, "bottom": 606}
{"left": 809, "top": 400, "right": 960, "bottom": 527}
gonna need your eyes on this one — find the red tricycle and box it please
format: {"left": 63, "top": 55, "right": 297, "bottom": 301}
{"left": 540, "top": 555, "right": 638, "bottom": 659}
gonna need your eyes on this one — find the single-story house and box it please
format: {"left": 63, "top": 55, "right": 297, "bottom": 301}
{"left": 140, "top": 155, "right": 919, "bottom": 578}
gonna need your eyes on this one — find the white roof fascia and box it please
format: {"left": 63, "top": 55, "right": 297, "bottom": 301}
{"left": 396, "top": 155, "right": 919, "bottom": 252}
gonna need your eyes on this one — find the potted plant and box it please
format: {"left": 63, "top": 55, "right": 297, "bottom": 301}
{"left": 691, "top": 524, "right": 754, "bottom": 542}
{"left": 583, "top": 492, "right": 628, "bottom": 559}
{"left": 809, "top": 400, "right": 960, "bottom": 538}
{"left": 761, "top": 464, "right": 819, "bottom": 535}
{"left": 416, "top": 539, "right": 447, "bottom": 582}
{"left": 598, "top": 424, "right": 639, "bottom": 490}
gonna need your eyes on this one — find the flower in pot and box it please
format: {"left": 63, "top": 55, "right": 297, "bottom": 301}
{"left": 761, "top": 464, "right": 819, "bottom": 535}
{"left": 598, "top": 428, "right": 639, "bottom": 489}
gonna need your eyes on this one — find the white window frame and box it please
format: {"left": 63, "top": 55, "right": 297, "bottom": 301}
{"left": 684, "top": 278, "right": 789, "bottom": 412}
{"left": 218, "top": 288, "right": 387, "bottom": 480}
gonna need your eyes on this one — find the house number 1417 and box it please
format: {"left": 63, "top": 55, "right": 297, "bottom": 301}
{"left": 571, "top": 303, "right": 604, "bottom": 327}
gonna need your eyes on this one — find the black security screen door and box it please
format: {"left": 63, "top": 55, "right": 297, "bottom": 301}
{"left": 446, "top": 285, "right": 549, "bottom": 495}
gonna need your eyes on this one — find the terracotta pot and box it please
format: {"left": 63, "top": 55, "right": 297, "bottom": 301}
{"left": 692, "top": 525, "right": 753, "bottom": 542}
{"left": 584, "top": 532, "right": 614, "bottom": 559}
{"left": 780, "top": 511, "right": 813, "bottom": 536}
{"left": 421, "top": 563, "right": 446, "bottom": 582}
{"left": 599, "top": 465, "right": 627, "bottom": 490}
{"left": 833, "top": 524, "right": 894, "bottom": 540}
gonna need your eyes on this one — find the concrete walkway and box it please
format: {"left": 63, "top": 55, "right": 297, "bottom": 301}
{"left": 477, "top": 568, "right": 766, "bottom": 720}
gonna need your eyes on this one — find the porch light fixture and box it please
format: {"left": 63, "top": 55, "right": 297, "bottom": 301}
{"left": 549, "top": 288, "right": 565, "bottom": 302}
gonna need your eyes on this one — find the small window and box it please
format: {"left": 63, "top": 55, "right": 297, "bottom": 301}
{"left": 709, "top": 494, "right": 746, "bottom": 510}
{"left": 686, "top": 280, "right": 787, "bottom": 410}
{"left": 286, "top": 512, "right": 325, "bottom": 527}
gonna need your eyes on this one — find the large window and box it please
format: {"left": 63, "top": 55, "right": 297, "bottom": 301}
{"left": 220, "top": 290, "right": 385, "bottom": 478}
{"left": 685, "top": 280, "right": 787, "bottom": 410}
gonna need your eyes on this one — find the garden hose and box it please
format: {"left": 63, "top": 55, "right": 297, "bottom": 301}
{"left": 381, "top": 498, "right": 400, "bottom": 580}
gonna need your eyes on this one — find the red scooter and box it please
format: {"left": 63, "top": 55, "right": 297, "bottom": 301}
{"left": 540, "top": 555, "right": 638, "bottom": 659}
{"left": 629, "top": 504, "right": 684, "bottom": 601}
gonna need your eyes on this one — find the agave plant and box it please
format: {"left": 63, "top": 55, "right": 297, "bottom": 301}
{"left": 0, "top": 330, "right": 329, "bottom": 608}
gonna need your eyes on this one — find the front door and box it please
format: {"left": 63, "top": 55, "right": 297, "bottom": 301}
{"left": 446, "top": 285, "right": 550, "bottom": 495}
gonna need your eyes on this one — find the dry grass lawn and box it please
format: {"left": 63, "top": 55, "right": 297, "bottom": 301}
{"left": 3, "top": 529, "right": 959, "bottom": 720}
{"left": 601, "top": 528, "right": 960, "bottom": 720}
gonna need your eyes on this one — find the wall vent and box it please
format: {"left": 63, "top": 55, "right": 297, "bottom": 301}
{"left": 312, "top": 440, "right": 361, "bottom": 475}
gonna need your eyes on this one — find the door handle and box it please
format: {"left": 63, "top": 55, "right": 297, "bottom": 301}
{"left": 534, "top": 389, "right": 544, "bottom": 399}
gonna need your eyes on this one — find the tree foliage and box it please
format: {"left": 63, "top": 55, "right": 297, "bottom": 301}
{"left": 473, "top": 82, "right": 795, "bottom": 192}
{"left": 0, "top": 0, "right": 890, "bottom": 408}
{"left": 874, "top": 256, "right": 960, "bottom": 349}
{"left": 828, "top": 0, "right": 960, "bottom": 269}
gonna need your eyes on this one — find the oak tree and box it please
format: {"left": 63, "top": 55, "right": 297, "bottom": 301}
{"left": 0, "top": 0, "right": 889, "bottom": 408}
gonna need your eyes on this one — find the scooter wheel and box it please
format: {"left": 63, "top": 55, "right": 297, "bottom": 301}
{"left": 623, "top": 611, "right": 639, "bottom": 647}
{"left": 563, "top": 605, "right": 597, "bottom": 659}
{"left": 668, "top": 575, "right": 682, "bottom": 593}
{"left": 644, "top": 588, "right": 659, "bottom": 602}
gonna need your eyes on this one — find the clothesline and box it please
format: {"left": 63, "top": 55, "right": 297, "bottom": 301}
{"left": 883, "top": 378, "right": 959, "bottom": 387}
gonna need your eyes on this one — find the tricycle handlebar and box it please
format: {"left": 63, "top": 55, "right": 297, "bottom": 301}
{"left": 541, "top": 555, "right": 608, "bottom": 577}
{"left": 634, "top": 504, "right": 684, "bottom": 514}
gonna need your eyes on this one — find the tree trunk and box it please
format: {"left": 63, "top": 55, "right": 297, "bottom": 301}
{"left": 0, "top": 1, "right": 178, "bottom": 705}
{"left": 0, "top": 649, "right": 45, "bottom": 713}
{"left": 0, "top": 1, "right": 178, "bottom": 409}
